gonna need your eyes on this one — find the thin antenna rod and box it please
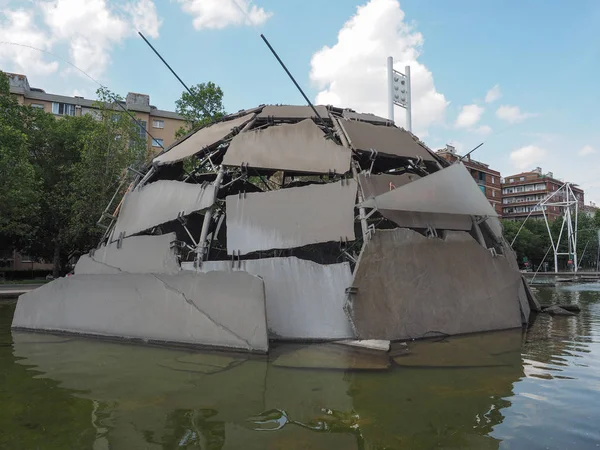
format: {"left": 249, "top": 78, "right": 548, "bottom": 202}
{"left": 459, "top": 142, "right": 484, "bottom": 161}
{"left": 260, "top": 33, "right": 327, "bottom": 128}
{"left": 138, "top": 32, "right": 193, "bottom": 96}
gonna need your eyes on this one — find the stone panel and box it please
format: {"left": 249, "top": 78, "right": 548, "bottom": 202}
{"left": 349, "top": 228, "right": 525, "bottom": 340}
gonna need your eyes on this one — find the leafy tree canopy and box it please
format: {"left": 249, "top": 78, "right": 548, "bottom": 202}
{"left": 174, "top": 82, "right": 226, "bottom": 138}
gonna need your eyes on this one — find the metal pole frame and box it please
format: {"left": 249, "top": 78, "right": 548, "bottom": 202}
{"left": 405, "top": 65, "right": 412, "bottom": 133}
{"left": 387, "top": 56, "right": 394, "bottom": 123}
{"left": 597, "top": 230, "right": 600, "bottom": 272}
{"left": 540, "top": 182, "right": 579, "bottom": 273}
{"left": 196, "top": 166, "right": 226, "bottom": 267}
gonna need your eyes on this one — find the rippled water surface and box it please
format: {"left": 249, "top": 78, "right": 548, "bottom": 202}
{"left": 1, "top": 284, "right": 600, "bottom": 449}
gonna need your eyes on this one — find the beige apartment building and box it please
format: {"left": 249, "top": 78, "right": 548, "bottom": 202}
{"left": 6, "top": 72, "right": 186, "bottom": 151}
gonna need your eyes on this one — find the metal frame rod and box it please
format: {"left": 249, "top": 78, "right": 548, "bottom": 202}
{"left": 387, "top": 56, "right": 394, "bottom": 122}
{"left": 139, "top": 32, "right": 192, "bottom": 97}
{"left": 459, "top": 143, "right": 484, "bottom": 162}
{"left": 260, "top": 33, "right": 328, "bottom": 129}
{"left": 196, "top": 166, "right": 226, "bottom": 267}
{"left": 351, "top": 162, "right": 369, "bottom": 238}
{"left": 405, "top": 65, "right": 412, "bottom": 132}
{"left": 138, "top": 32, "right": 214, "bottom": 120}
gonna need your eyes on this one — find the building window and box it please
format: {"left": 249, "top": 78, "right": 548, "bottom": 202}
{"left": 509, "top": 178, "right": 514, "bottom": 183}
{"left": 479, "top": 185, "right": 486, "bottom": 195}
{"left": 52, "top": 102, "right": 75, "bottom": 116}
{"left": 520, "top": 176, "right": 525, "bottom": 181}
{"left": 152, "top": 119, "right": 164, "bottom": 129}
{"left": 492, "top": 190, "right": 496, "bottom": 198}
{"left": 478, "top": 172, "right": 486, "bottom": 182}
{"left": 136, "top": 120, "right": 147, "bottom": 140}
{"left": 31, "top": 103, "right": 45, "bottom": 109}
{"left": 152, "top": 138, "right": 164, "bottom": 148}
{"left": 492, "top": 176, "right": 495, "bottom": 184}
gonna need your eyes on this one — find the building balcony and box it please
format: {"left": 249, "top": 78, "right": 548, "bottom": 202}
{"left": 502, "top": 188, "right": 548, "bottom": 196}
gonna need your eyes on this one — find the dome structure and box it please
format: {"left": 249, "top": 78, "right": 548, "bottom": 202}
{"left": 12, "top": 104, "right": 539, "bottom": 352}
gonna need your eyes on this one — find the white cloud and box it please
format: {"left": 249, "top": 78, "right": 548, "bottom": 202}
{"left": 475, "top": 125, "right": 492, "bottom": 135}
{"left": 485, "top": 84, "right": 501, "bottom": 103}
{"left": 176, "top": 0, "right": 273, "bottom": 29}
{"left": 125, "top": 0, "right": 162, "bottom": 38}
{"left": 0, "top": 1, "right": 161, "bottom": 81}
{"left": 0, "top": 10, "right": 58, "bottom": 76}
{"left": 455, "top": 104, "right": 484, "bottom": 128}
{"left": 496, "top": 105, "right": 537, "bottom": 124}
{"left": 510, "top": 145, "right": 547, "bottom": 170}
{"left": 309, "top": 0, "right": 448, "bottom": 137}
{"left": 579, "top": 145, "right": 597, "bottom": 156}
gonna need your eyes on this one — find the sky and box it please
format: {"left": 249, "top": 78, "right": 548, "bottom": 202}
{"left": 1, "top": 0, "right": 599, "bottom": 204}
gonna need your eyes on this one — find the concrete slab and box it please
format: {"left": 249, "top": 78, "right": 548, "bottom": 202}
{"left": 226, "top": 180, "right": 357, "bottom": 255}
{"left": 348, "top": 228, "right": 524, "bottom": 340}
{"left": 341, "top": 110, "right": 393, "bottom": 125}
{"left": 75, "top": 233, "right": 179, "bottom": 275}
{"left": 12, "top": 271, "right": 268, "bottom": 353}
{"left": 256, "top": 105, "right": 329, "bottom": 120}
{"left": 223, "top": 119, "right": 351, "bottom": 174}
{"left": 339, "top": 119, "right": 436, "bottom": 162}
{"left": 378, "top": 210, "right": 473, "bottom": 231}
{"left": 194, "top": 257, "right": 354, "bottom": 340}
{"left": 335, "top": 339, "right": 390, "bottom": 352}
{"left": 153, "top": 113, "right": 254, "bottom": 165}
{"left": 360, "top": 163, "right": 498, "bottom": 218}
{"left": 357, "top": 172, "right": 420, "bottom": 199}
{"left": 113, "top": 180, "right": 217, "bottom": 238}
{"left": 73, "top": 255, "right": 122, "bottom": 275}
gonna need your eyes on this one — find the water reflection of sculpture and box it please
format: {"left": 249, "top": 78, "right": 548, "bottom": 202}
{"left": 12, "top": 329, "right": 524, "bottom": 449}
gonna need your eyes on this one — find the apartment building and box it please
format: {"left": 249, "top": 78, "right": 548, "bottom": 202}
{"left": 436, "top": 145, "right": 503, "bottom": 216}
{"left": 502, "top": 167, "right": 584, "bottom": 220}
{"left": 6, "top": 72, "right": 186, "bottom": 151}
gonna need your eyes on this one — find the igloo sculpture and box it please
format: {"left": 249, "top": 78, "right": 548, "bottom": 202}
{"left": 12, "top": 105, "right": 539, "bottom": 352}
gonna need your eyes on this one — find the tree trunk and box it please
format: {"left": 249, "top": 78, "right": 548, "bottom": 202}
{"left": 52, "top": 239, "right": 61, "bottom": 278}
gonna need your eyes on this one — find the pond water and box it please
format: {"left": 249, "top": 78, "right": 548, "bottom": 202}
{"left": 1, "top": 284, "right": 600, "bottom": 449}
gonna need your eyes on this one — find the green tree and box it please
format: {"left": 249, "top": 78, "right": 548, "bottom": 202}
{"left": 502, "top": 218, "right": 551, "bottom": 269}
{"left": 175, "top": 82, "right": 226, "bottom": 138}
{"left": 69, "top": 87, "right": 147, "bottom": 252}
{"left": 22, "top": 88, "right": 147, "bottom": 276}
{"left": 0, "top": 72, "right": 39, "bottom": 252}
{"left": 504, "top": 210, "right": 600, "bottom": 271}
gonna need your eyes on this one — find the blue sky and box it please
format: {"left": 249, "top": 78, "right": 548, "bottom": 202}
{"left": 1, "top": 0, "right": 599, "bottom": 203}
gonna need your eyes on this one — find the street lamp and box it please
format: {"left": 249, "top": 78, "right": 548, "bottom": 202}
{"left": 387, "top": 56, "right": 412, "bottom": 132}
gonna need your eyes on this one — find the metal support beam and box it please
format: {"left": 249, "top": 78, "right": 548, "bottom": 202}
{"left": 195, "top": 166, "right": 226, "bottom": 268}
{"left": 405, "top": 65, "right": 412, "bottom": 133}
{"left": 387, "top": 56, "right": 394, "bottom": 122}
{"left": 351, "top": 162, "right": 369, "bottom": 238}
{"left": 540, "top": 182, "right": 579, "bottom": 273}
